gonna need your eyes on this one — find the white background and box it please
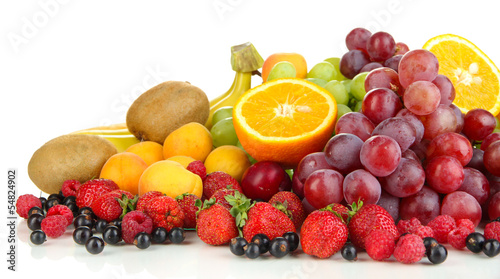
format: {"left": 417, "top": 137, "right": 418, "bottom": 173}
{"left": 2, "top": 0, "right": 500, "bottom": 278}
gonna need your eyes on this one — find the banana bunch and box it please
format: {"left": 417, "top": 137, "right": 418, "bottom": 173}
{"left": 205, "top": 42, "right": 264, "bottom": 129}
{"left": 71, "top": 123, "right": 140, "bottom": 152}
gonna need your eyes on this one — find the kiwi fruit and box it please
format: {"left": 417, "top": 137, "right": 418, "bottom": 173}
{"left": 28, "top": 134, "right": 117, "bottom": 194}
{"left": 126, "top": 81, "right": 209, "bottom": 144}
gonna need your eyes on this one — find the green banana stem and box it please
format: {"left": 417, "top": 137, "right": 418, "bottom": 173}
{"left": 205, "top": 71, "right": 252, "bottom": 129}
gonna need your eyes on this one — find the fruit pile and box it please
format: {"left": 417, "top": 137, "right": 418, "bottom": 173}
{"left": 16, "top": 28, "right": 500, "bottom": 265}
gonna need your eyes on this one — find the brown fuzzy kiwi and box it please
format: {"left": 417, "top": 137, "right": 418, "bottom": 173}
{"left": 126, "top": 81, "right": 209, "bottom": 144}
{"left": 28, "top": 134, "right": 117, "bottom": 194}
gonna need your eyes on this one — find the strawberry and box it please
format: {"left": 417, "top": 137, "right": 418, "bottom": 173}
{"left": 324, "top": 203, "right": 350, "bottom": 223}
{"left": 348, "top": 202, "right": 399, "bottom": 250}
{"left": 136, "top": 191, "right": 164, "bottom": 212}
{"left": 75, "top": 179, "right": 119, "bottom": 208}
{"left": 145, "top": 196, "right": 184, "bottom": 231}
{"left": 176, "top": 193, "right": 201, "bottom": 229}
{"left": 300, "top": 209, "right": 348, "bottom": 258}
{"left": 268, "top": 191, "right": 306, "bottom": 230}
{"left": 196, "top": 199, "right": 238, "bottom": 245}
{"left": 241, "top": 202, "right": 296, "bottom": 242}
{"left": 91, "top": 190, "right": 137, "bottom": 222}
{"left": 203, "top": 171, "right": 242, "bottom": 200}
{"left": 210, "top": 188, "right": 242, "bottom": 210}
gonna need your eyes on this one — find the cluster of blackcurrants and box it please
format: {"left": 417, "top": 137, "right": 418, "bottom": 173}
{"left": 465, "top": 219, "right": 500, "bottom": 258}
{"left": 230, "top": 232, "right": 299, "bottom": 259}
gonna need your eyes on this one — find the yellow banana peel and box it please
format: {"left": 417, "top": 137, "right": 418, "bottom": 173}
{"left": 70, "top": 123, "right": 140, "bottom": 152}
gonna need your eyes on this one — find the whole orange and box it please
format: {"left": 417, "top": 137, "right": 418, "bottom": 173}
{"left": 99, "top": 152, "right": 148, "bottom": 195}
{"left": 261, "top": 53, "right": 307, "bottom": 82}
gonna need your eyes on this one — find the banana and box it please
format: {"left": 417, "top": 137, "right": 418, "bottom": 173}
{"left": 205, "top": 42, "right": 264, "bottom": 129}
{"left": 70, "top": 123, "right": 140, "bottom": 152}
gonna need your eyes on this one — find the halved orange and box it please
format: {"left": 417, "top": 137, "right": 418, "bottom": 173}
{"left": 423, "top": 34, "right": 500, "bottom": 116}
{"left": 233, "top": 78, "right": 337, "bottom": 168}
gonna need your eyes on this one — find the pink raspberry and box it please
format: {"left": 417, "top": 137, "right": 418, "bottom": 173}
{"left": 484, "top": 221, "right": 500, "bottom": 241}
{"left": 393, "top": 233, "right": 426, "bottom": 264}
{"left": 448, "top": 226, "right": 471, "bottom": 249}
{"left": 46, "top": 205, "right": 74, "bottom": 227}
{"left": 121, "top": 211, "right": 153, "bottom": 244}
{"left": 187, "top": 160, "right": 207, "bottom": 179}
{"left": 397, "top": 217, "right": 421, "bottom": 235}
{"left": 41, "top": 215, "right": 67, "bottom": 238}
{"left": 456, "top": 219, "right": 475, "bottom": 232}
{"left": 365, "top": 229, "right": 396, "bottom": 261}
{"left": 428, "top": 215, "right": 456, "bottom": 243}
{"left": 413, "top": 225, "right": 435, "bottom": 239}
{"left": 61, "top": 179, "right": 81, "bottom": 197}
{"left": 16, "top": 194, "right": 42, "bottom": 219}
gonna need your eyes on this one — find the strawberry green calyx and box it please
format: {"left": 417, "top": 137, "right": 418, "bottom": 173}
{"left": 225, "top": 191, "right": 253, "bottom": 236}
{"left": 271, "top": 201, "right": 293, "bottom": 221}
{"left": 117, "top": 194, "right": 138, "bottom": 219}
{"left": 195, "top": 198, "right": 216, "bottom": 216}
{"left": 346, "top": 200, "right": 364, "bottom": 223}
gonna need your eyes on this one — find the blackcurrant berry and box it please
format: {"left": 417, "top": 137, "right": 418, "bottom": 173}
{"left": 28, "top": 206, "right": 44, "bottom": 217}
{"left": 152, "top": 227, "right": 168, "bottom": 244}
{"left": 39, "top": 197, "right": 47, "bottom": 210}
{"left": 85, "top": 236, "right": 105, "bottom": 254}
{"left": 45, "top": 198, "right": 60, "bottom": 211}
{"left": 30, "top": 230, "right": 46, "bottom": 245}
{"left": 27, "top": 213, "right": 44, "bottom": 231}
{"left": 62, "top": 195, "right": 76, "bottom": 206}
{"left": 229, "top": 237, "right": 248, "bottom": 256}
{"left": 94, "top": 219, "right": 109, "bottom": 234}
{"left": 134, "top": 232, "right": 152, "bottom": 249}
{"left": 341, "top": 242, "right": 357, "bottom": 261}
{"left": 108, "top": 218, "right": 122, "bottom": 229}
{"left": 168, "top": 227, "right": 185, "bottom": 244}
{"left": 251, "top": 233, "right": 270, "bottom": 254}
{"left": 78, "top": 207, "right": 94, "bottom": 216}
{"left": 465, "top": 232, "right": 485, "bottom": 253}
{"left": 483, "top": 239, "right": 500, "bottom": 257}
{"left": 244, "top": 242, "right": 261, "bottom": 259}
{"left": 269, "top": 237, "right": 290, "bottom": 258}
{"left": 423, "top": 237, "right": 439, "bottom": 255}
{"left": 427, "top": 243, "right": 447, "bottom": 264}
{"left": 102, "top": 225, "right": 122, "bottom": 245}
{"left": 282, "top": 232, "right": 299, "bottom": 252}
{"left": 73, "top": 226, "right": 93, "bottom": 245}
{"left": 48, "top": 193, "right": 64, "bottom": 203}
{"left": 66, "top": 203, "right": 79, "bottom": 218}
{"left": 73, "top": 214, "right": 95, "bottom": 229}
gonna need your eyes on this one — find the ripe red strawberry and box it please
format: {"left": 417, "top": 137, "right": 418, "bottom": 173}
{"left": 76, "top": 179, "right": 119, "bottom": 208}
{"left": 268, "top": 191, "right": 306, "bottom": 230}
{"left": 136, "top": 191, "right": 164, "bottom": 212}
{"left": 145, "top": 196, "right": 184, "bottom": 231}
{"left": 348, "top": 202, "right": 399, "bottom": 250}
{"left": 46, "top": 204, "right": 74, "bottom": 227}
{"left": 324, "top": 203, "right": 350, "bottom": 223}
{"left": 16, "top": 194, "right": 42, "bottom": 219}
{"left": 365, "top": 229, "right": 396, "bottom": 261}
{"left": 121, "top": 210, "right": 153, "bottom": 244}
{"left": 203, "top": 171, "right": 242, "bottom": 200}
{"left": 211, "top": 188, "right": 242, "bottom": 210}
{"left": 176, "top": 193, "right": 201, "bottom": 229}
{"left": 61, "top": 179, "right": 81, "bottom": 197}
{"left": 91, "top": 190, "right": 136, "bottom": 222}
{"left": 196, "top": 199, "right": 238, "bottom": 245}
{"left": 300, "top": 209, "right": 348, "bottom": 258}
{"left": 241, "top": 202, "right": 296, "bottom": 242}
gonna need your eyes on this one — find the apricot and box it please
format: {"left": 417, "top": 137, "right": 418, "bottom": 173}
{"left": 99, "top": 152, "right": 148, "bottom": 195}
{"left": 261, "top": 53, "right": 308, "bottom": 82}
{"left": 138, "top": 160, "right": 203, "bottom": 198}
{"left": 163, "top": 122, "right": 213, "bottom": 162}
{"left": 126, "top": 141, "right": 164, "bottom": 166}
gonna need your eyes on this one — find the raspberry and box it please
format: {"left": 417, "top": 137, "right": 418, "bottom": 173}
{"left": 484, "top": 221, "right": 500, "bottom": 241}
{"left": 41, "top": 215, "right": 67, "bottom": 238}
{"left": 46, "top": 205, "right": 74, "bottom": 227}
{"left": 16, "top": 194, "right": 42, "bottom": 219}
{"left": 427, "top": 215, "right": 456, "bottom": 243}
{"left": 393, "top": 233, "right": 426, "bottom": 264}
{"left": 176, "top": 193, "right": 201, "bottom": 229}
{"left": 397, "top": 217, "right": 421, "bottom": 235}
{"left": 203, "top": 171, "right": 242, "bottom": 199}
{"left": 136, "top": 191, "right": 165, "bottom": 212}
{"left": 121, "top": 211, "right": 153, "bottom": 244}
{"left": 412, "top": 225, "right": 435, "bottom": 239}
{"left": 365, "top": 229, "right": 395, "bottom": 261}
{"left": 186, "top": 160, "right": 207, "bottom": 179}
{"left": 61, "top": 179, "right": 81, "bottom": 197}
{"left": 456, "top": 219, "right": 475, "bottom": 232}
{"left": 448, "top": 226, "right": 471, "bottom": 249}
